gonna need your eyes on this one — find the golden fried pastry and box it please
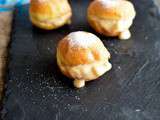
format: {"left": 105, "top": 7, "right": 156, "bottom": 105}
{"left": 87, "top": 0, "right": 136, "bottom": 40}
{"left": 57, "top": 31, "right": 112, "bottom": 88}
{"left": 29, "top": 0, "right": 72, "bottom": 30}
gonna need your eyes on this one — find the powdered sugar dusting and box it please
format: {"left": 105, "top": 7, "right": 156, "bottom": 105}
{"left": 99, "top": 0, "right": 118, "bottom": 7}
{"left": 68, "top": 31, "right": 99, "bottom": 48}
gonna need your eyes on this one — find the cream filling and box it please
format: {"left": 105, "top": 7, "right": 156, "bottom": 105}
{"left": 119, "top": 30, "right": 131, "bottom": 40}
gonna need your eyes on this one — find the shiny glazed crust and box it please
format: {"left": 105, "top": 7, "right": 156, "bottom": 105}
{"left": 29, "top": 0, "right": 72, "bottom": 30}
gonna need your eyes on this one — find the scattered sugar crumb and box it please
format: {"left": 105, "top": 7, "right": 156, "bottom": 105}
{"left": 75, "top": 96, "right": 80, "bottom": 100}
{"left": 68, "top": 103, "right": 71, "bottom": 106}
{"left": 135, "top": 109, "right": 141, "bottom": 112}
{"left": 145, "top": 36, "right": 148, "bottom": 40}
{"left": 118, "top": 66, "right": 121, "bottom": 70}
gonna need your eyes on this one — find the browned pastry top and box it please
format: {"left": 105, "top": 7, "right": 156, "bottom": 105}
{"left": 30, "top": 0, "right": 71, "bottom": 18}
{"left": 57, "top": 31, "right": 110, "bottom": 66}
{"left": 88, "top": 0, "right": 136, "bottom": 20}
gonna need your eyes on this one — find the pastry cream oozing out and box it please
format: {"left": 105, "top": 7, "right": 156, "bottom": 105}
{"left": 73, "top": 79, "right": 85, "bottom": 88}
{"left": 119, "top": 30, "right": 131, "bottom": 40}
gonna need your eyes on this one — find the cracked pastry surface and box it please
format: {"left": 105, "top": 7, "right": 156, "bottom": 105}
{"left": 57, "top": 31, "right": 112, "bottom": 88}
{"left": 87, "top": 0, "right": 136, "bottom": 40}
{"left": 29, "top": 0, "right": 72, "bottom": 30}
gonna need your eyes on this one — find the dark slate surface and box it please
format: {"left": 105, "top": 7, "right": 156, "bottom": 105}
{"left": 1, "top": 0, "right": 160, "bottom": 120}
